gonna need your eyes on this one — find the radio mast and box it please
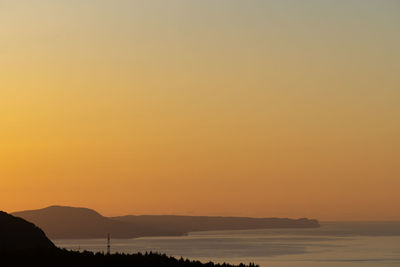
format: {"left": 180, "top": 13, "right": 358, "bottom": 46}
{"left": 107, "top": 233, "right": 111, "bottom": 254}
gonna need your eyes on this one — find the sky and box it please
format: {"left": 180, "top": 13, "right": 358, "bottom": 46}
{"left": 1, "top": 0, "right": 399, "bottom": 221}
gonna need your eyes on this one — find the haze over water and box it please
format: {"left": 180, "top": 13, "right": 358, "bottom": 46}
{"left": 55, "top": 222, "right": 400, "bottom": 267}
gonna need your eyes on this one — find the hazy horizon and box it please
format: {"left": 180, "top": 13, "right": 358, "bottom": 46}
{"left": 8, "top": 204, "right": 400, "bottom": 222}
{"left": 1, "top": 0, "right": 400, "bottom": 221}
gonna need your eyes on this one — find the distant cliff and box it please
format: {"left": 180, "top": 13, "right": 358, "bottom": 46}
{"left": 13, "top": 206, "right": 319, "bottom": 239}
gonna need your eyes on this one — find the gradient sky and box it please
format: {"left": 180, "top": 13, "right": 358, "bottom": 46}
{"left": 1, "top": 0, "right": 399, "bottom": 221}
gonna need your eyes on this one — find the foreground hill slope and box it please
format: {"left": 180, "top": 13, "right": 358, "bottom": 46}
{"left": 13, "top": 206, "right": 319, "bottom": 239}
{"left": 0, "top": 211, "right": 56, "bottom": 250}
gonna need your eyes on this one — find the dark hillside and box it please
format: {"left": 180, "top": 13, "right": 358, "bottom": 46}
{"left": 0, "top": 211, "right": 55, "bottom": 250}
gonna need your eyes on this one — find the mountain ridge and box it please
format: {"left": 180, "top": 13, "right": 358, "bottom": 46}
{"left": 13, "top": 205, "right": 320, "bottom": 239}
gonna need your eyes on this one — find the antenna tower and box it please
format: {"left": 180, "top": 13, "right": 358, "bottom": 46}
{"left": 107, "top": 233, "right": 111, "bottom": 254}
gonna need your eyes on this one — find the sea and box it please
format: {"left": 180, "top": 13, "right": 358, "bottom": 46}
{"left": 54, "top": 222, "right": 400, "bottom": 267}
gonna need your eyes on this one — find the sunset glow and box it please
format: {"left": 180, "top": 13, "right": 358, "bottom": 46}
{"left": 1, "top": 1, "right": 399, "bottom": 220}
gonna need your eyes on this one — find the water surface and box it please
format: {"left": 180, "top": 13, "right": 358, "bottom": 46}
{"left": 54, "top": 222, "right": 400, "bottom": 266}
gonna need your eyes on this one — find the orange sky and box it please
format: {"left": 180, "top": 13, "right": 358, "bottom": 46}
{"left": 1, "top": 1, "right": 400, "bottom": 221}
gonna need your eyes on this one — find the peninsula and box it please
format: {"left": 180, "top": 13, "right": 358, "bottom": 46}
{"left": 13, "top": 206, "right": 320, "bottom": 239}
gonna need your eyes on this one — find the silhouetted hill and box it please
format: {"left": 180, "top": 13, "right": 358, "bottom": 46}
{"left": 12, "top": 206, "right": 184, "bottom": 239}
{"left": 0, "top": 211, "right": 56, "bottom": 250}
{"left": 13, "top": 206, "right": 319, "bottom": 239}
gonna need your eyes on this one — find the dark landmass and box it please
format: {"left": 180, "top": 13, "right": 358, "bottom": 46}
{"left": 0, "top": 211, "right": 56, "bottom": 250}
{"left": 0, "top": 211, "right": 258, "bottom": 267}
{"left": 12, "top": 205, "right": 319, "bottom": 239}
{"left": 12, "top": 206, "right": 185, "bottom": 239}
{"left": 1, "top": 250, "right": 259, "bottom": 267}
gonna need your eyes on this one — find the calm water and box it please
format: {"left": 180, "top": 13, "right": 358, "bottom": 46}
{"left": 54, "top": 222, "right": 400, "bottom": 267}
